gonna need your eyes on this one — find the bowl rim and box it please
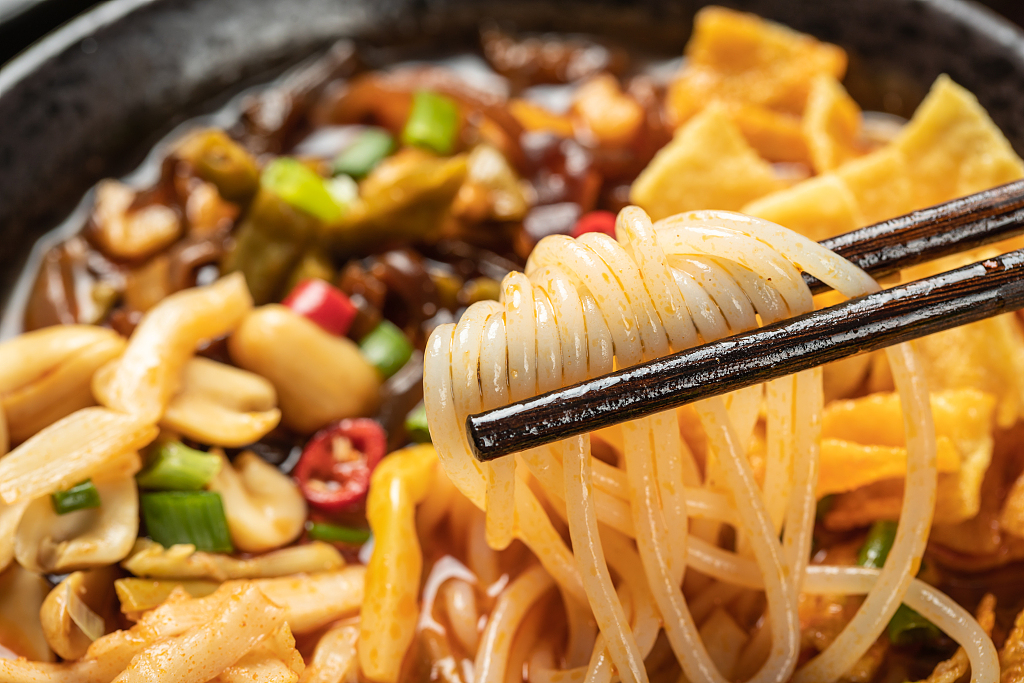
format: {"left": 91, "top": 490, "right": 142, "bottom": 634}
{"left": 4, "top": 0, "right": 1024, "bottom": 101}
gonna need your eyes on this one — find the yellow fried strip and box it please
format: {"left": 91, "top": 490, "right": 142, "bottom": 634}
{"left": 359, "top": 444, "right": 438, "bottom": 683}
{"left": 817, "top": 437, "right": 960, "bottom": 497}
{"left": 122, "top": 539, "right": 342, "bottom": 581}
{"left": 93, "top": 273, "right": 253, "bottom": 424}
{"left": 0, "top": 408, "right": 157, "bottom": 504}
{"left": 298, "top": 623, "right": 359, "bottom": 683}
{"left": 112, "top": 584, "right": 283, "bottom": 683}
{"left": 0, "top": 325, "right": 125, "bottom": 444}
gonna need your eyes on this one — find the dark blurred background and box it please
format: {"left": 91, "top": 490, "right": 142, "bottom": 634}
{"left": 1, "top": 0, "right": 1023, "bottom": 66}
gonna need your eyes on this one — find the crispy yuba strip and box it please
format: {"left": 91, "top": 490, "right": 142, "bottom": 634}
{"left": 666, "top": 6, "right": 846, "bottom": 124}
{"left": 161, "top": 357, "right": 281, "bottom": 448}
{"left": 359, "top": 444, "right": 438, "bottom": 683}
{"left": 93, "top": 273, "right": 253, "bottom": 424}
{"left": 248, "top": 567, "right": 365, "bottom": 634}
{"left": 0, "top": 407, "right": 157, "bottom": 504}
{"left": 802, "top": 75, "right": 864, "bottom": 173}
{"left": 0, "top": 325, "right": 125, "bottom": 444}
{"left": 112, "top": 584, "right": 283, "bottom": 683}
{"left": 819, "top": 390, "right": 994, "bottom": 489}
{"left": 122, "top": 538, "right": 343, "bottom": 581}
{"left": 817, "top": 437, "right": 961, "bottom": 497}
{"left": 299, "top": 623, "right": 359, "bottom": 683}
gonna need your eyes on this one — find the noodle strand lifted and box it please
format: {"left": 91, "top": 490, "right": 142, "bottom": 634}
{"left": 424, "top": 207, "right": 989, "bottom": 683}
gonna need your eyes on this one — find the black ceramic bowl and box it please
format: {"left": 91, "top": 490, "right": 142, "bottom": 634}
{"left": 2, "top": 0, "right": 1024, "bottom": 307}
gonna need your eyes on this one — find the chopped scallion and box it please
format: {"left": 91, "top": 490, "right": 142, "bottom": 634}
{"left": 332, "top": 128, "right": 395, "bottom": 178}
{"left": 857, "top": 520, "right": 939, "bottom": 645}
{"left": 359, "top": 319, "right": 413, "bottom": 378}
{"left": 887, "top": 604, "right": 941, "bottom": 645}
{"left": 261, "top": 157, "right": 343, "bottom": 223}
{"left": 136, "top": 441, "right": 222, "bottom": 491}
{"left": 857, "top": 520, "right": 897, "bottom": 569}
{"left": 405, "top": 402, "right": 431, "bottom": 443}
{"left": 306, "top": 521, "right": 371, "bottom": 545}
{"left": 52, "top": 480, "right": 101, "bottom": 515}
{"left": 401, "top": 91, "right": 459, "bottom": 155}
{"left": 140, "top": 491, "right": 234, "bottom": 553}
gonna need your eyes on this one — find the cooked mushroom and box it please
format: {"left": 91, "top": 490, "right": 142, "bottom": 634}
{"left": 40, "top": 567, "right": 119, "bottom": 660}
{"left": 89, "top": 179, "right": 182, "bottom": 261}
{"left": 0, "top": 564, "right": 54, "bottom": 662}
{"left": 207, "top": 451, "right": 306, "bottom": 553}
{"left": 15, "top": 462, "right": 141, "bottom": 574}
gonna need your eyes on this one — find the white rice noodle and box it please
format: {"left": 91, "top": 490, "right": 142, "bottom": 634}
{"left": 424, "top": 207, "right": 989, "bottom": 683}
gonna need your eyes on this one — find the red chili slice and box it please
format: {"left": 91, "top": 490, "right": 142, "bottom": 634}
{"left": 570, "top": 210, "right": 617, "bottom": 239}
{"left": 282, "top": 278, "right": 358, "bottom": 337}
{"left": 294, "top": 418, "right": 387, "bottom": 512}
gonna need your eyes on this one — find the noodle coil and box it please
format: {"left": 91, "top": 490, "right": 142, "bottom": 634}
{"left": 424, "top": 207, "right": 987, "bottom": 683}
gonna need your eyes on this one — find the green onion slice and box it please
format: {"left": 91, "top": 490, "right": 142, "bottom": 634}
{"left": 51, "top": 480, "right": 101, "bottom": 515}
{"left": 405, "top": 402, "right": 431, "bottom": 443}
{"left": 887, "top": 604, "right": 941, "bottom": 645}
{"left": 333, "top": 128, "right": 395, "bottom": 178}
{"left": 401, "top": 91, "right": 460, "bottom": 155}
{"left": 141, "top": 491, "right": 234, "bottom": 554}
{"left": 306, "top": 521, "right": 371, "bottom": 545}
{"left": 857, "top": 520, "right": 940, "bottom": 644}
{"left": 261, "top": 157, "right": 343, "bottom": 223}
{"left": 137, "top": 441, "right": 222, "bottom": 491}
{"left": 359, "top": 319, "right": 413, "bottom": 378}
{"left": 856, "top": 520, "right": 897, "bottom": 569}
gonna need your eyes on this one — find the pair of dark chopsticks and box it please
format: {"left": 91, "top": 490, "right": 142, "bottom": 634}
{"left": 468, "top": 179, "right": 1024, "bottom": 461}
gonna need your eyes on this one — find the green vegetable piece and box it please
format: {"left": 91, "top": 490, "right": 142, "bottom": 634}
{"left": 887, "top": 604, "right": 941, "bottom": 645}
{"left": 261, "top": 157, "right": 344, "bottom": 223}
{"left": 175, "top": 129, "right": 259, "bottom": 203}
{"left": 857, "top": 520, "right": 898, "bottom": 569}
{"left": 320, "top": 154, "right": 467, "bottom": 258}
{"left": 306, "top": 521, "right": 371, "bottom": 545}
{"left": 51, "top": 480, "right": 101, "bottom": 515}
{"left": 333, "top": 128, "right": 395, "bottom": 178}
{"left": 856, "top": 521, "right": 939, "bottom": 645}
{"left": 137, "top": 441, "right": 222, "bottom": 491}
{"left": 141, "top": 491, "right": 234, "bottom": 553}
{"left": 405, "top": 402, "right": 431, "bottom": 443}
{"left": 402, "top": 91, "right": 460, "bottom": 155}
{"left": 360, "top": 320, "right": 413, "bottom": 379}
{"left": 222, "top": 188, "right": 321, "bottom": 304}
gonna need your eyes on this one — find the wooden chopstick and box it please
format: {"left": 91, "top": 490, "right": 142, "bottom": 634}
{"left": 807, "top": 178, "right": 1024, "bottom": 293}
{"left": 467, "top": 181, "right": 1024, "bottom": 461}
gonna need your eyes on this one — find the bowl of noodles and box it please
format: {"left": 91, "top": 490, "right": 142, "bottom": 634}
{"left": 4, "top": 0, "right": 1024, "bottom": 681}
